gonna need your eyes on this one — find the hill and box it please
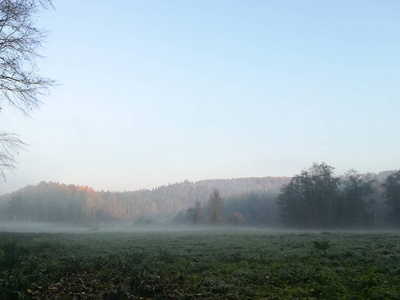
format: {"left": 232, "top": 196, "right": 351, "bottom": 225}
{"left": 0, "top": 176, "right": 290, "bottom": 224}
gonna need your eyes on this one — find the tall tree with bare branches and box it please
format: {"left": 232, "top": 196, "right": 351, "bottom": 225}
{"left": 0, "top": 0, "right": 54, "bottom": 179}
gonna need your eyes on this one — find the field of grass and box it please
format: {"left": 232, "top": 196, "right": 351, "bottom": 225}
{"left": 1, "top": 228, "right": 400, "bottom": 299}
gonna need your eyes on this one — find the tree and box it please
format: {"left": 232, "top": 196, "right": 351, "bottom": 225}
{"left": 186, "top": 207, "right": 196, "bottom": 224}
{"left": 194, "top": 199, "right": 202, "bottom": 224}
{"left": 277, "top": 162, "right": 340, "bottom": 228}
{"left": 208, "top": 188, "right": 222, "bottom": 224}
{"left": 0, "top": 132, "right": 24, "bottom": 178}
{"left": 185, "top": 200, "right": 203, "bottom": 224}
{"left": 381, "top": 170, "right": 400, "bottom": 226}
{"left": 339, "top": 170, "right": 376, "bottom": 227}
{"left": 0, "top": 0, "right": 54, "bottom": 179}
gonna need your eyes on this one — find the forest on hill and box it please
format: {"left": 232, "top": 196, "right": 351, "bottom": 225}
{"left": 0, "top": 164, "right": 399, "bottom": 229}
{"left": 0, "top": 176, "right": 289, "bottom": 225}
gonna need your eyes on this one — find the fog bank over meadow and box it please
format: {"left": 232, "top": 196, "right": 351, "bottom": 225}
{"left": 0, "top": 165, "right": 399, "bottom": 232}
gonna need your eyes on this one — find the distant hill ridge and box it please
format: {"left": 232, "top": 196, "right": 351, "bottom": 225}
{"left": 153, "top": 176, "right": 292, "bottom": 196}
{"left": 0, "top": 176, "right": 292, "bottom": 222}
{"left": 0, "top": 171, "right": 394, "bottom": 224}
{"left": 2, "top": 171, "right": 395, "bottom": 197}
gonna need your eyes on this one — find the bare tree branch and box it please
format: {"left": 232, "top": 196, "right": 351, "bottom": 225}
{"left": 0, "top": 0, "right": 54, "bottom": 179}
{"left": 0, "top": 132, "right": 26, "bottom": 180}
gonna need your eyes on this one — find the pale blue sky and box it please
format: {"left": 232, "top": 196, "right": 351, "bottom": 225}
{"left": 1, "top": 1, "right": 399, "bottom": 194}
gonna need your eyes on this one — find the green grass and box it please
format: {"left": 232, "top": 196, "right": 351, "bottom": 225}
{"left": 1, "top": 229, "right": 400, "bottom": 299}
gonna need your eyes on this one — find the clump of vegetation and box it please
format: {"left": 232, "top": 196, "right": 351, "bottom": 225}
{"left": 134, "top": 216, "right": 156, "bottom": 226}
{"left": 313, "top": 240, "right": 330, "bottom": 254}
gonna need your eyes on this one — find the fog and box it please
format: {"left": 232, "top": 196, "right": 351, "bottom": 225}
{"left": 0, "top": 219, "right": 292, "bottom": 234}
{"left": 1, "top": 220, "right": 397, "bottom": 237}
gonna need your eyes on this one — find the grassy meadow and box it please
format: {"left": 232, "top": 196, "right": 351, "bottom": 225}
{"left": 1, "top": 228, "right": 400, "bottom": 299}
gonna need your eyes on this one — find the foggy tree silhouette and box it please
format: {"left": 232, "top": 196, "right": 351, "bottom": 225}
{"left": 277, "top": 163, "right": 381, "bottom": 228}
{"left": 338, "top": 170, "right": 376, "bottom": 227}
{"left": 194, "top": 199, "right": 202, "bottom": 224}
{"left": 208, "top": 188, "right": 222, "bottom": 224}
{"left": 277, "top": 162, "right": 340, "bottom": 228}
{"left": 382, "top": 170, "right": 400, "bottom": 226}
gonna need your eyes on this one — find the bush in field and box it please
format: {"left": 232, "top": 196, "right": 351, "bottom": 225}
{"left": 313, "top": 240, "right": 330, "bottom": 254}
{"left": 232, "top": 212, "right": 245, "bottom": 226}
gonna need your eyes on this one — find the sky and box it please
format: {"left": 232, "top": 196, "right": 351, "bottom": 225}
{"left": 1, "top": 0, "right": 400, "bottom": 194}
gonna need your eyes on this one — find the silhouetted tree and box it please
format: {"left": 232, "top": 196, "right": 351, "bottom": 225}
{"left": 186, "top": 207, "right": 196, "bottom": 224}
{"left": 277, "top": 162, "right": 340, "bottom": 228}
{"left": 208, "top": 188, "right": 222, "bottom": 224}
{"left": 194, "top": 199, "right": 202, "bottom": 224}
{"left": 338, "top": 170, "right": 376, "bottom": 227}
{"left": 0, "top": 0, "right": 54, "bottom": 179}
{"left": 382, "top": 170, "right": 400, "bottom": 226}
{"left": 185, "top": 200, "right": 204, "bottom": 224}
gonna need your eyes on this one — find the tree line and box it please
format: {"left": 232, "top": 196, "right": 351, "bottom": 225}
{"left": 277, "top": 163, "right": 399, "bottom": 228}
{"left": 181, "top": 163, "right": 400, "bottom": 229}
{"left": 0, "top": 164, "right": 399, "bottom": 228}
{"left": 176, "top": 190, "right": 279, "bottom": 227}
{"left": 0, "top": 177, "right": 287, "bottom": 225}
